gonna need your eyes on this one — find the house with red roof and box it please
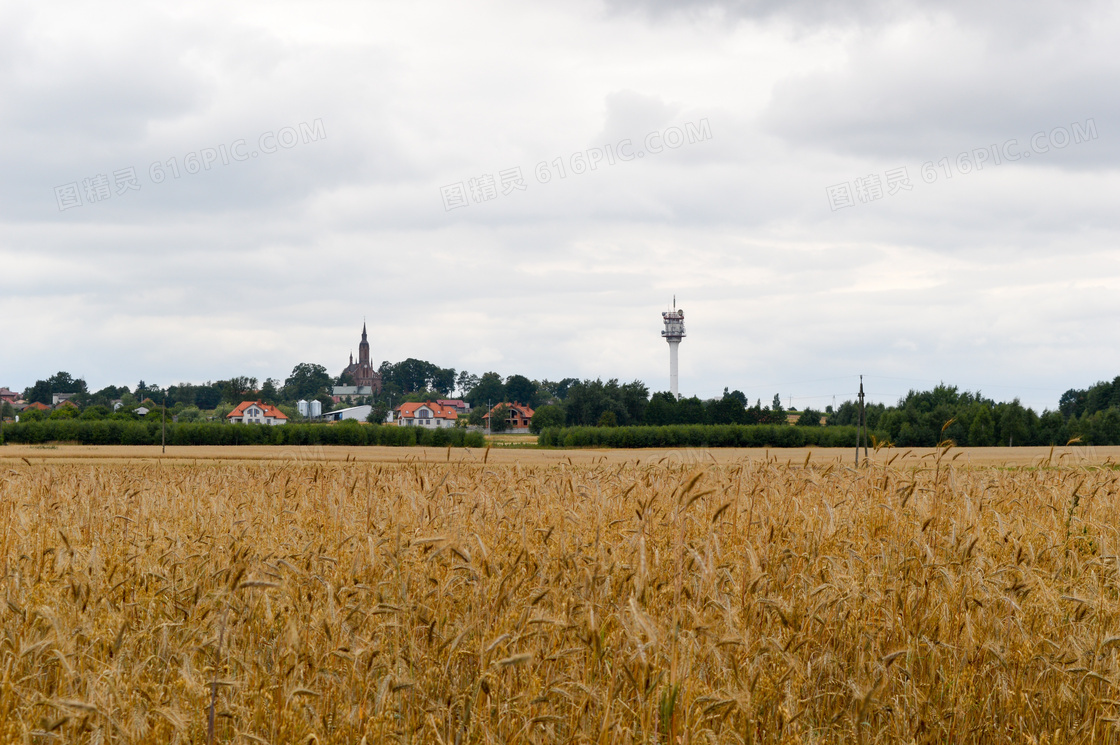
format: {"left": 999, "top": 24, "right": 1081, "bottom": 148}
{"left": 395, "top": 401, "right": 460, "bottom": 429}
{"left": 483, "top": 402, "right": 535, "bottom": 433}
{"left": 227, "top": 401, "right": 289, "bottom": 426}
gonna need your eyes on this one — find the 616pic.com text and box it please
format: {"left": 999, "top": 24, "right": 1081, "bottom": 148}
{"left": 54, "top": 119, "right": 326, "bottom": 212}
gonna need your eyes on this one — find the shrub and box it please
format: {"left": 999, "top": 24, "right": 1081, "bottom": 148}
{"left": 0, "top": 421, "right": 485, "bottom": 447}
{"left": 538, "top": 424, "right": 879, "bottom": 448}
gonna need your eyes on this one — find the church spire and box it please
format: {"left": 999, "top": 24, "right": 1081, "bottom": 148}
{"left": 358, "top": 321, "right": 370, "bottom": 366}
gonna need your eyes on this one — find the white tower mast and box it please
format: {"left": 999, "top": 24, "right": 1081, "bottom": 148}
{"left": 661, "top": 296, "right": 686, "bottom": 399}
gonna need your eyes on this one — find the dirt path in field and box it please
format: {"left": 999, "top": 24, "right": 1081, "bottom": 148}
{"left": 2, "top": 443, "right": 1117, "bottom": 468}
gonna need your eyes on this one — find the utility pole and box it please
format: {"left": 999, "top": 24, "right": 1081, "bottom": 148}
{"left": 861, "top": 376, "right": 868, "bottom": 462}
{"left": 854, "top": 375, "right": 866, "bottom": 467}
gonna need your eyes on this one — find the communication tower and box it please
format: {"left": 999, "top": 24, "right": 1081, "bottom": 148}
{"left": 661, "top": 297, "right": 686, "bottom": 398}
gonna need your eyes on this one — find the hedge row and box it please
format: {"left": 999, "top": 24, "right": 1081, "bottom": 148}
{"left": 0, "top": 421, "right": 485, "bottom": 448}
{"left": 537, "top": 424, "right": 881, "bottom": 448}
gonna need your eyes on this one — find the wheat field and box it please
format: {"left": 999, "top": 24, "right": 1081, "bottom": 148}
{"left": 2, "top": 447, "right": 1120, "bottom": 743}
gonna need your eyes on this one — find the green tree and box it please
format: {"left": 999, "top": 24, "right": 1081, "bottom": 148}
{"left": 217, "top": 376, "right": 258, "bottom": 404}
{"left": 284, "top": 364, "right": 330, "bottom": 401}
{"left": 505, "top": 375, "right": 537, "bottom": 406}
{"left": 456, "top": 371, "right": 479, "bottom": 398}
{"left": 195, "top": 384, "right": 223, "bottom": 410}
{"left": 430, "top": 367, "right": 457, "bottom": 396}
{"left": 795, "top": 408, "right": 823, "bottom": 426}
{"left": 20, "top": 371, "right": 86, "bottom": 406}
{"left": 1059, "top": 387, "right": 1086, "bottom": 418}
{"left": 529, "top": 404, "right": 565, "bottom": 434}
{"left": 259, "top": 378, "right": 280, "bottom": 404}
{"left": 177, "top": 407, "right": 202, "bottom": 423}
{"left": 726, "top": 388, "right": 747, "bottom": 407}
{"left": 997, "top": 400, "right": 1030, "bottom": 446}
{"left": 34, "top": 372, "right": 87, "bottom": 397}
{"left": 708, "top": 393, "right": 746, "bottom": 425}
{"left": 466, "top": 372, "right": 506, "bottom": 410}
{"left": 563, "top": 379, "right": 647, "bottom": 426}
{"left": 967, "top": 405, "right": 995, "bottom": 446}
{"left": 1089, "top": 409, "right": 1120, "bottom": 445}
{"left": 678, "top": 396, "right": 706, "bottom": 424}
{"left": 619, "top": 381, "right": 649, "bottom": 424}
{"left": 488, "top": 403, "right": 511, "bottom": 433}
{"left": 24, "top": 380, "right": 52, "bottom": 405}
{"left": 538, "top": 378, "right": 579, "bottom": 401}
{"left": 1037, "top": 410, "right": 1067, "bottom": 445}
{"left": 598, "top": 410, "right": 618, "bottom": 427}
{"left": 381, "top": 358, "right": 447, "bottom": 394}
{"left": 644, "top": 392, "right": 679, "bottom": 425}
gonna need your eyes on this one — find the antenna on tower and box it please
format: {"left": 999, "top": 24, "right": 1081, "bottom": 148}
{"left": 661, "top": 299, "right": 686, "bottom": 399}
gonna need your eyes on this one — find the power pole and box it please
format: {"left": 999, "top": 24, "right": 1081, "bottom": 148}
{"left": 861, "top": 376, "right": 868, "bottom": 462}
{"left": 854, "top": 375, "right": 866, "bottom": 467}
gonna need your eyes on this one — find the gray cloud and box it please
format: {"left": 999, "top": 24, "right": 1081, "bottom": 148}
{"left": 1, "top": 0, "right": 1118, "bottom": 413}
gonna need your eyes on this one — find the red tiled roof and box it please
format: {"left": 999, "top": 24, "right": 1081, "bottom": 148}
{"left": 484, "top": 402, "right": 535, "bottom": 419}
{"left": 396, "top": 402, "right": 459, "bottom": 420}
{"left": 481, "top": 401, "right": 533, "bottom": 418}
{"left": 25, "top": 402, "right": 50, "bottom": 411}
{"left": 227, "top": 401, "right": 289, "bottom": 420}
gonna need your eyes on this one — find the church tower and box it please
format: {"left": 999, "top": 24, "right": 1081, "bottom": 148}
{"left": 340, "top": 320, "right": 383, "bottom": 394}
{"left": 359, "top": 322, "right": 370, "bottom": 367}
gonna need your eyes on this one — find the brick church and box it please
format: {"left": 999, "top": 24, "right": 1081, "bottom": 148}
{"left": 340, "top": 322, "right": 383, "bottom": 392}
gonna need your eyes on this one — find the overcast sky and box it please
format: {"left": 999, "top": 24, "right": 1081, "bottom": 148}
{"left": 3, "top": 0, "right": 1117, "bottom": 410}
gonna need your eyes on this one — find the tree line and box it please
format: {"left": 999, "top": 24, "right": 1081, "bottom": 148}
{"left": 13, "top": 364, "right": 1120, "bottom": 446}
